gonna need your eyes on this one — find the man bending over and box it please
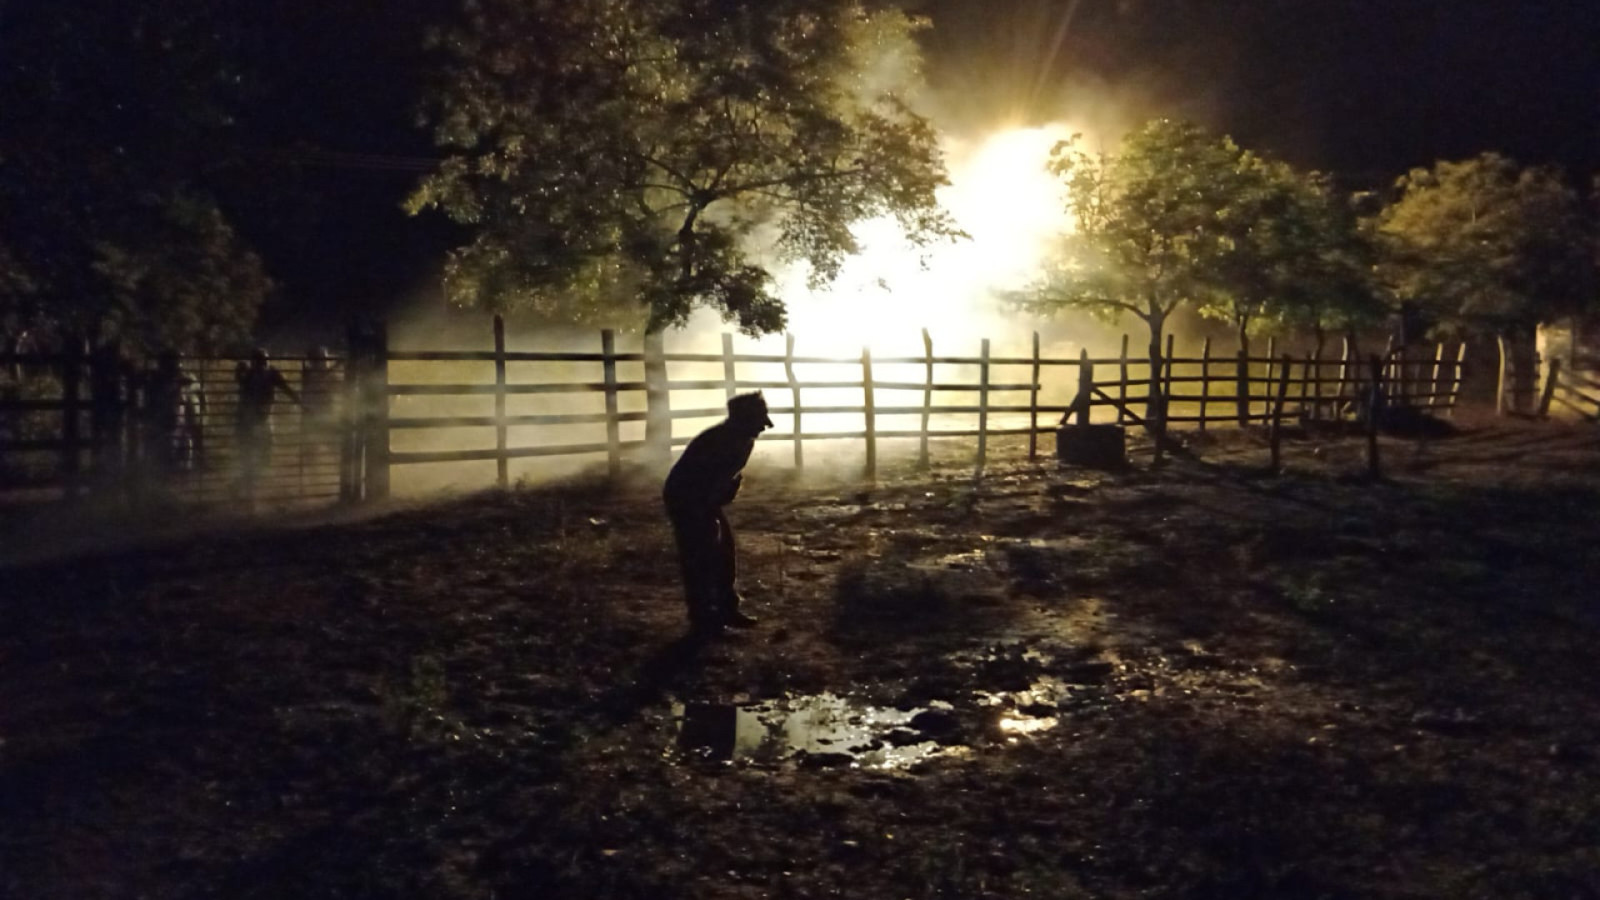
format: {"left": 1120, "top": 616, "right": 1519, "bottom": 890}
{"left": 663, "top": 391, "right": 773, "bottom": 637}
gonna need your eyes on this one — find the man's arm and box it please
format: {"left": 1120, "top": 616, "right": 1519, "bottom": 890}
{"left": 272, "top": 370, "right": 303, "bottom": 407}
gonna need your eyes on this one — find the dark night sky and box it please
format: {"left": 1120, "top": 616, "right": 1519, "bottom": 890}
{"left": 233, "top": 0, "right": 1599, "bottom": 335}
{"left": 916, "top": 0, "right": 1598, "bottom": 177}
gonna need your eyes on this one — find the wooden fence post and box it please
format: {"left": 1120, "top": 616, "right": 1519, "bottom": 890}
{"left": 1429, "top": 342, "right": 1444, "bottom": 408}
{"left": 1538, "top": 356, "right": 1562, "bottom": 417}
{"left": 340, "top": 325, "right": 363, "bottom": 502}
{"left": 862, "top": 346, "right": 876, "bottom": 480}
{"left": 1530, "top": 351, "right": 1542, "bottom": 416}
{"left": 1447, "top": 343, "right": 1466, "bottom": 417}
{"left": 918, "top": 328, "right": 933, "bottom": 470}
{"left": 1117, "top": 334, "right": 1129, "bottom": 425}
{"left": 1298, "top": 353, "right": 1312, "bottom": 410}
{"left": 977, "top": 338, "right": 990, "bottom": 471}
{"left": 644, "top": 331, "right": 671, "bottom": 464}
{"left": 1308, "top": 343, "right": 1323, "bottom": 420}
{"left": 601, "top": 329, "right": 621, "bottom": 479}
{"left": 1076, "top": 348, "right": 1092, "bottom": 427}
{"left": 1198, "top": 336, "right": 1211, "bottom": 431}
{"left": 721, "top": 332, "right": 736, "bottom": 400}
{"left": 1335, "top": 335, "right": 1352, "bottom": 415}
{"left": 1265, "top": 336, "right": 1277, "bottom": 394}
{"left": 367, "top": 321, "right": 390, "bottom": 500}
{"left": 1270, "top": 353, "right": 1291, "bottom": 472}
{"left": 786, "top": 333, "right": 803, "bottom": 471}
{"left": 1028, "top": 331, "right": 1041, "bottom": 460}
{"left": 1235, "top": 349, "right": 1249, "bottom": 425}
{"left": 61, "top": 340, "right": 83, "bottom": 499}
{"left": 1496, "top": 334, "right": 1509, "bottom": 416}
{"left": 493, "top": 314, "right": 508, "bottom": 488}
{"left": 1367, "top": 353, "right": 1382, "bottom": 479}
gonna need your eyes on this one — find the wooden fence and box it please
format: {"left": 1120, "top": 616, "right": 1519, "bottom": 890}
{"left": 1540, "top": 353, "right": 1600, "bottom": 421}
{"left": 0, "top": 323, "right": 1480, "bottom": 505}
{"left": 0, "top": 350, "right": 348, "bottom": 506}
{"left": 359, "top": 318, "right": 1470, "bottom": 496}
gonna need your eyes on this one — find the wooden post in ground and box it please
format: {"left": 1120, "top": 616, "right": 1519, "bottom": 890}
{"left": 1496, "top": 334, "right": 1509, "bottom": 416}
{"left": 601, "top": 329, "right": 621, "bottom": 479}
{"left": 1530, "top": 352, "right": 1543, "bottom": 416}
{"left": 1440, "top": 341, "right": 1452, "bottom": 408}
{"left": 1298, "top": 352, "right": 1312, "bottom": 410}
{"left": 1367, "top": 353, "right": 1382, "bottom": 479}
{"left": 339, "top": 325, "right": 361, "bottom": 499}
{"left": 643, "top": 331, "right": 671, "bottom": 464}
{"left": 919, "top": 328, "right": 932, "bottom": 470}
{"left": 1270, "top": 353, "right": 1291, "bottom": 472}
{"left": 1335, "top": 335, "right": 1352, "bottom": 415}
{"left": 1538, "top": 356, "right": 1562, "bottom": 417}
{"left": 977, "top": 338, "right": 991, "bottom": 472}
{"left": 1447, "top": 343, "right": 1466, "bottom": 416}
{"left": 1264, "top": 336, "right": 1277, "bottom": 396}
{"left": 721, "top": 332, "right": 737, "bottom": 400}
{"left": 1076, "top": 348, "right": 1092, "bottom": 427}
{"left": 862, "top": 346, "right": 876, "bottom": 480}
{"left": 61, "top": 340, "right": 83, "bottom": 499}
{"left": 1028, "top": 331, "right": 1041, "bottom": 461}
{"left": 1308, "top": 343, "right": 1323, "bottom": 420}
{"left": 493, "top": 314, "right": 508, "bottom": 488}
{"left": 1199, "top": 336, "right": 1212, "bottom": 431}
{"left": 1235, "top": 349, "right": 1249, "bottom": 426}
{"left": 367, "top": 321, "right": 391, "bottom": 500}
{"left": 786, "top": 333, "right": 803, "bottom": 471}
{"left": 1117, "top": 334, "right": 1129, "bottom": 425}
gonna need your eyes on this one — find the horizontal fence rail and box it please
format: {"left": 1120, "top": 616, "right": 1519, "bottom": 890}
{"left": 361, "top": 318, "right": 1473, "bottom": 496}
{"left": 3, "top": 323, "right": 1497, "bottom": 506}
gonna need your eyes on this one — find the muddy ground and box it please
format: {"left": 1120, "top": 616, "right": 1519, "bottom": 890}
{"left": 2, "top": 419, "right": 1599, "bottom": 899}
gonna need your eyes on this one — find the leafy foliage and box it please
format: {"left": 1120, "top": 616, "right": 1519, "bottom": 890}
{"left": 1027, "top": 119, "right": 1393, "bottom": 363}
{"left": 1376, "top": 153, "right": 1593, "bottom": 339}
{"left": 0, "top": 1, "right": 269, "bottom": 354}
{"left": 1023, "top": 120, "right": 1250, "bottom": 361}
{"left": 1204, "top": 161, "right": 1387, "bottom": 352}
{"left": 408, "top": 0, "right": 958, "bottom": 335}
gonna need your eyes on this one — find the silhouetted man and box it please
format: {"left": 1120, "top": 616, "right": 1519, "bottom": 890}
{"left": 234, "top": 348, "right": 300, "bottom": 503}
{"left": 663, "top": 391, "right": 773, "bottom": 636}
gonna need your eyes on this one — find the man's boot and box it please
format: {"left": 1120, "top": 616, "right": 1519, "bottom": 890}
{"left": 722, "top": 591, "right": 759, "bottom": 629}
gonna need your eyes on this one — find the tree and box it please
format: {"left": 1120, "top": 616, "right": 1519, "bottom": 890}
{"left": 1022, "top": 119, "right": 1251, "bottom": 409}
{"left": 1205, "top": 162, "right": 1387, "bottom": 356}
{"left": 407, "top": 0, "right": 958, "bottom": 335}
{"left": 0, "top": 0, "right": 270, "bottom": 356}
{"left": 1376, "top": 153, "right": 1593, "bottom": 340}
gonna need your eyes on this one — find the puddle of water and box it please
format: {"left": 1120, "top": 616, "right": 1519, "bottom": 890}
{"left": 670, "top": 694, "right": 968, "bottom": 770}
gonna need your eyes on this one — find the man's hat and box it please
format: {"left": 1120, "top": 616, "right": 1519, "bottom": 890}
{"left": 727, "top": 391, "right": 774, "bottom": 428}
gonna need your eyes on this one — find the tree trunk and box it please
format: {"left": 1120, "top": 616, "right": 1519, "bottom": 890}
{"left": 1146, "top": 318, "right": 1165, "bottom": 422}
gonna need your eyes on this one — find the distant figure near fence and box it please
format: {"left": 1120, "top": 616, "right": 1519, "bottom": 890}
{"left": 301, "top": 346, "right": 339, "bottom": 431}
{"left": 234, "top": 348, "right": 301, "bottom": 502}
{"left": 663, "top": 391, "right": 774, "bottom": 637}
{"left": 143, "top": 350, "right": 206, "bottom": 475}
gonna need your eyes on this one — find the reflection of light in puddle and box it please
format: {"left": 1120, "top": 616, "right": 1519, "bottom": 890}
{"left": 976, "top": 676, "right": 1070, "bottom": 737}
{"left": 671, "top": 694, "right": 968, "bottom": 770}
{"left": 998, "top": 715, "right": 1060, "bottom": 734}
{"left": 930, "top": 550, "right": 988, "bottom": 569}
